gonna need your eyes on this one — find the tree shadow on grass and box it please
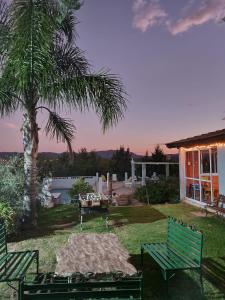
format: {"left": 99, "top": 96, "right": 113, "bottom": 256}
{"left": 202, "top": 257, "right": 225, "bottom": 299}
{"left": 129, "top": 254, "right": 225, "bottom": 300}
{"left": 9, "top": 205, "right": 166, "bottom": 242}
{"left": 109, "top": 206, "right": 166, "bottom": 227}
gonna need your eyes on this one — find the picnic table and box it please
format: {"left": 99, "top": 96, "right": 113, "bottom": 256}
{"left": 76, "top": 193, "right": 111, "bottom": 229}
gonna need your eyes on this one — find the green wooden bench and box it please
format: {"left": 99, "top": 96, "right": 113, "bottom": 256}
{"left": 0, "top": 222, "right": 39, "bottom": 284}
{"left": 141, "top": 217, "right": 203, "bottom": 292}
{"left": 19, "top": 272, "right": 143, "bottom": 299}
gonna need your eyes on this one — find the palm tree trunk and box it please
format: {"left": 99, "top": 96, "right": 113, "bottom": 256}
{"left": 22, "top": 111, "right": 39, "bottom": 226}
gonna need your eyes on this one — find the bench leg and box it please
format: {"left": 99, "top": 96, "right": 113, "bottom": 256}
{"left": 166, "top": 279, "right": 169, "bottom": 299}
{"left": 199, "top": 267, "right": 204, "bottom": 296}
{"left": 80, "top": 214, "right": 83, "bottom": 231}
{"left": 141, "top": 247, "right": 144, "bottom": 269}
{"left": 36, "top": 251, "right": 39, "bottom": 274}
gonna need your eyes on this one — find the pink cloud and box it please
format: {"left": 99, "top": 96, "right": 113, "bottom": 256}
{"left": 132, "top": 0, "right": 167, "bottom": 32}
{"left": 169, "top": 0, "right": 225, "bottom": 35}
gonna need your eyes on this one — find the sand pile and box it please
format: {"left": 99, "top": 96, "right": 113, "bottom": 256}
{"left": 55, "top": 233, "right": 137, "bottom": 276}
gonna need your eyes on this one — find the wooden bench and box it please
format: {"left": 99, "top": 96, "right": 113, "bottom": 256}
{"left": 19, "top": 272, "right": 143, "bottom": 300}
{"left": 141, "top": 217, "right": 203, "bottom": 292}
{"left": 0, "top": 222, "right": 39, "bottom": 284}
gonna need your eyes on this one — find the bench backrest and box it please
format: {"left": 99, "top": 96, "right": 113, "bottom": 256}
{"left": 167, "top": 217, "right": 203, "bottom": 266}
{"left": 0, "top": 223, "right": 7, "bottom": 259}
{"left": 19, "top": 273, "right": 143, "bottom": 300}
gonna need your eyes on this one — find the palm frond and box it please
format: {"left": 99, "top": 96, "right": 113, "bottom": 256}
{"left": 45, "top": 110, "right": 75, "bottom": 153}
{"left": 3, "top": 0, "right": 57, "bottom": 93}
{"left": 54, "top": 0, "right": 81, "bottom": 43}
{"left": 42, "top": 71, "right": 127, "bottom": 131}
{"left": 54, "top": 42, "right": 89, "bottom": 76}
{"left": 0, "top": 1, "right": 10, "bottom": 67}
{"left": 0, "top": 80, "right": 20, "bottom": 116}
{"left": 86, "top": 72, "right": 127, "bottom": 131}
{"left": 60, "top": 10, "right": 78, "bottom": 43}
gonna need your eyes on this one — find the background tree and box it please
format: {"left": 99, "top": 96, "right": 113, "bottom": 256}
{"left": 151, "top": 145, "right": 166, "bottom": 176}
{"left": 151, "top": 145, "right": 165, "bottom": 162}
{"left": 111, "top": 146, "right": 131, "bottom": 180}
{"left": 0, "top": 0, "right": 126, "bottom": 225}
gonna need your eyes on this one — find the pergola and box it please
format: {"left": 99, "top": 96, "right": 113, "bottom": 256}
{"left": 131, "top": 159, "right": 179, "bottom": 186}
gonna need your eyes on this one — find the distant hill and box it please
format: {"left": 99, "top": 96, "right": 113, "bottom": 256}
{"left": 0, "top": 152, "right": 59, "bottom": 159}
{"left": 0, "top": 151, "right": 179, "bottom": 161}
{"left": 0, "top": 152, "right": 21, "bottom": 159}
{"left": 38, "top": 152, "right": 60, "bottom": 158}
{"left": 165, "top": 153, "right": 179, "bottom": 162}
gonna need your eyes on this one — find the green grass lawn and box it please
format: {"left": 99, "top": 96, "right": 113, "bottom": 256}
{"left": 1, "top": 203, "right": 225, "bottom": 299}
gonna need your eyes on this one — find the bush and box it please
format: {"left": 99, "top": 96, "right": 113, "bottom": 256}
{"left": 0, "top": 202, "right": 16, "bottom": 233}
{"left": 134, "top": 177, "right": 179, "bottom": 204}
{"left": 0, "top": 156, "right": 25, "bottom": 232}
{"left": 69, "top": 178, "right": 94, "bottom": 199}
{"left": 0, "top": 156, "right": 24, "bottom": 214}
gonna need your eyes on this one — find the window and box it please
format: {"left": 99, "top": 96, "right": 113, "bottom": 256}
{"left": 200, "top": 150, "right": 210, "bottom": 174}
{"left": 184, "top": 147, "right": 218, "bottom": 203}
{"left": 211, "top": 147, "right": 217, "bottom": 173}
{"left": 185, "top": 152, "right": 193, "bottom": 177}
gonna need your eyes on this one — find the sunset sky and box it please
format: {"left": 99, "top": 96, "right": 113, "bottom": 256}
{"left": 1, "top": 0, "right": 225, "bottom": 154}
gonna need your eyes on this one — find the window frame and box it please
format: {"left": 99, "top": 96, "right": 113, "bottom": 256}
{"left": 184, "top": 146, "right": 218, "bottom": 204}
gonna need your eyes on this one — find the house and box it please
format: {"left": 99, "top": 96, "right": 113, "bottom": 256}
{"left": 166, "top": 129, "right": 225, "bottom": 207}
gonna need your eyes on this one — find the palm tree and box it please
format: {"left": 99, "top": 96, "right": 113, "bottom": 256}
{"left": 0, "top": 0, "right": 126, "bottom": 225}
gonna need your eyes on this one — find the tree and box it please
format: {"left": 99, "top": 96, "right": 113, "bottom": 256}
{"left": 143, "top": 150, "right": 150, "bottom": 162}
{"left": 151, "top": 145, "right": 165, "bottom": 162}
{"left": 0, "top": 0, "right": 126, "bottom": 225}
{"left": 111, "top": 146, "right": 131, "bottom": 180}
{"left": 151, "top": 145, "right": 166, "bottom": 176}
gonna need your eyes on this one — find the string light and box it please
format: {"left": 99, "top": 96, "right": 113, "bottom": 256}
{"left": 182, "top": 142, "right": 225, "bottom": 151}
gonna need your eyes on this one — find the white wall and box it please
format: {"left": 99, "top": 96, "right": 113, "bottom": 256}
{"left": 218, "top": 146, "right": 225, "bottom": 195}
{"left": 179, "top": 147, "right": 186, "bottom": 199}
{"left": 46, "top": 176, "right": 97, "bottom": 189}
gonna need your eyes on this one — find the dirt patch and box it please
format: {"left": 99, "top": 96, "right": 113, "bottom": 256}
{"left": 191, "top": 211, "right": 207, "bottom": 217}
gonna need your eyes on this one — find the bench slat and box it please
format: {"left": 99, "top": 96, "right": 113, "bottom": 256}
{"left": 167, "top": 229, "right": 202, "bottom": 250}
{"left": 167, "top": 232, "right": 202, "bottom": 258}
{"left": 21, "top": 273, "right": 143, "bottom": 300}
{"left": 168, "top": 219, "right": 202, "bottom": 239}
{"left": 143, "top": 243, "right": 175, "bottom": 269}
{"left": 168, "top": 246, "right": 200, "bottom": 268}
{"left": 24, "top": 280, "right": 141, "bottom": 291}
{"left": 168, "top": 222, "right": 202, "bottom": 243}
{"left": 9, "top": 252, "right": 36, "bottom": 281}
{"left": 143, "top": 243, "right": 198, "bottom": 270}
{"left": 168, "top": 238, "right": 201, "bottom": 265}
{"left": 0, "top": 223, "right": 38, "bottom": 283}
{"left": 153, "top": 243, "right": 197, "bottom": 269}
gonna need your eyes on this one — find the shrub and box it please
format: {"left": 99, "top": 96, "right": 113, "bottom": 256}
{"left": 69, "top": 178, "right": 94, "bottom": 199}
{"left": 134, "top": 177, "right": 179, "bottom": 204}
{"left": 0, "top": 202, "right": 16, "bottom": 233}
{"left": 0, "top": 156, "right": 24, "bottom": 214}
